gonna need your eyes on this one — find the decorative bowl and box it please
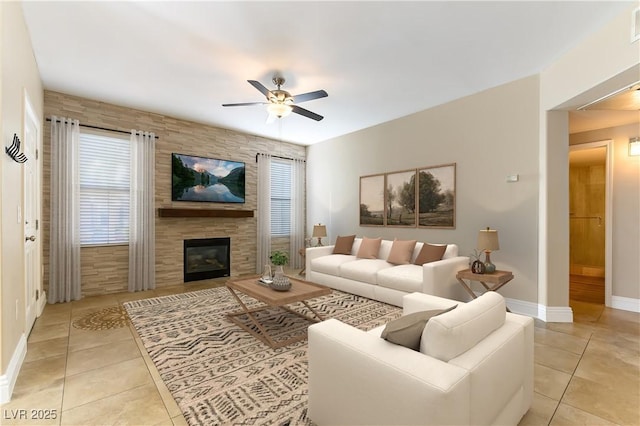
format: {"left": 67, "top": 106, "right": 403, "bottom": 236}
{"left": 269, "top": 275, "right": 291, "bottom": 291}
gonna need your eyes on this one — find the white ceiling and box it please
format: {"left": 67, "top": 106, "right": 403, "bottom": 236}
{"left": 21, "top": 1, "right": 635, "bottom": 145}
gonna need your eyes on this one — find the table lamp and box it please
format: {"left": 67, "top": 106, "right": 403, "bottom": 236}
{"left": 312, "top": 224, "right": 327, "bottom": 246}
{"left": 477, "top": 227, "right": 499, "bottom": 273}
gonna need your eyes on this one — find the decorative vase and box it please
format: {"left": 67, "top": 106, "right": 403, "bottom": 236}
{"left": 471, "top": 260, "right": 486, "bottom": 274}
{"left": 260, "top": 264, "right": 273, "bottom": 284}
{"left": 270, "top": 265, "right": 291, "bottom": 291}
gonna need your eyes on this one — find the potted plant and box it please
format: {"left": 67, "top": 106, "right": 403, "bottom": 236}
{"left": 270, "top": 250, "right": 289, "bottom": 267}
{"left": 269, "top": 251, "right": 291, "bottom": 291}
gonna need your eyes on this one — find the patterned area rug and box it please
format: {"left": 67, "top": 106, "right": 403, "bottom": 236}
{"left": 124, "top": 286, "right": 401, "bottom": 426}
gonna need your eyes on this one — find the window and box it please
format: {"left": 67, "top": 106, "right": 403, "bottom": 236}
{"left": 79, "top": 132, "right": 130, "bottom": 246}
{"left": 270, "top": 160, "right": 291, "bottom": 236}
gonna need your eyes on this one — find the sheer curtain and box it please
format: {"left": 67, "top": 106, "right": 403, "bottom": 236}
{"left": 128, "top": 130, "right": 156, "bottom": 292}
{"left": 289, "top": 158, "right": 305, "bottom": 268}
{"left": 256, "top": 154, "right": 272, "bottom": 273}
{"left": 48, "top": 116, "right": 81, "bottom": 303}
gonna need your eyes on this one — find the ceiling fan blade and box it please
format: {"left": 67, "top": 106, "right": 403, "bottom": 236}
{"left": 292, "top": 105, "right": 324, "bottom": 121}
{"left": 248, "top": 80, "right": 271, "bottom": 97}
{"left": 222, "top": 102, "right": 267, "bottom": 107}
{"left": 292, "top": 89, "right": 328, "bottom": 103}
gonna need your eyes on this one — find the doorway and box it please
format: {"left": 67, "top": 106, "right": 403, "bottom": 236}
{"left": 569, "top": 141, "right": 612, "bottom": 305}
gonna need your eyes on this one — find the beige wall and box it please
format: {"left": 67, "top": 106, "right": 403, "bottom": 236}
{"left": 0, "top": 1, "right": 44, "bottom": 379}
{"left": 308, "top": 5, "right": 640, "bottom": 316}
{"left": 570, "top": 123, "right": 640, "bottom": 300}
{"left": 308, "top": 75, "right": 541, "bottom": 305}
{"left": 540, "top": 3, "right": 640, "bottom": 310}
{"left": 43, "top": 91, "right": 305, "bottom": 297}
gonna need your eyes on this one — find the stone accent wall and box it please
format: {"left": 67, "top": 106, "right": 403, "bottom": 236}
{"left": 43, "top": 91, "right": 305, "bottom": 297}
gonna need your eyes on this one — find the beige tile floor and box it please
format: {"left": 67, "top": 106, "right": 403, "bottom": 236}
{"left": 2, "top": 277, "right": 639, "bottom": 426}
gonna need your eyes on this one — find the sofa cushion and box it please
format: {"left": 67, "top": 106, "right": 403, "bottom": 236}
{"left": 414, "top": 243, "right": 447, "bottom": 265}
{"left": 442, "top": 244, "right": 458, "bottom": 259}
{"left": 387, "top": 239, "right": 417, "bottom": 265}
{"left": 339, "top": 259, "right": 391, "bottom": 284}
{"left": 421, "top": 292, "right": 506, "bottom": 362}
{"left": 356, "top": 237, "right": 382, "bottom": 259}
{"left": 381, "top": 306, "right": 457, "bottom": 351}
{"left": 333, "top": 235, "right": 356, "bottom": 255}
{"left": 311, "top": 254, "right": 356, "bottom": 276}
{"left": 377, "top": 265, "right": 423, "bottom": 293}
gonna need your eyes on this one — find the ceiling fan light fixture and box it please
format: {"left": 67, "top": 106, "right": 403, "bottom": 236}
{"left": 267, "top": 103, "right": 293, "bottom": 118}
{"left": 223, "top": 77, "right": 326, "bottom": 121}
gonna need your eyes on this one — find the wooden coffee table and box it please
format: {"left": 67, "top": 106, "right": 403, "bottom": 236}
{"left": 226, "top": 275, "right": 331, "bottom": 348}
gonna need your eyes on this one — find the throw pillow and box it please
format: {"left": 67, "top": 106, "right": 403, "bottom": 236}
{"left": 381, "top": 305, "right": 457, "bottom": 351}
{"left": 414, "top": 243, "right": 447, "bottom": 265}
{"left": 387, "top": 239, "right": 417, "bottom": 265}
{"left": 332, "top": 234, "right": 356, "bottom": 255}
{"left": 356, "top": 237, "right": 382, "bottom": 259}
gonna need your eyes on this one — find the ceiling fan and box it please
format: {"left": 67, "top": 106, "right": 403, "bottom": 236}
{"left": 222, "top": 76, "right": 328, "bottom": 121}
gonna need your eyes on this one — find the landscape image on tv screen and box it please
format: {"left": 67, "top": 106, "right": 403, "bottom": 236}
{"left": 172, "top": 153, "right": 245, "bottom": 203}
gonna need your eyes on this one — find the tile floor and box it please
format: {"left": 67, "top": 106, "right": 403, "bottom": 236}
{"left": 1, "top": 277, "right": 639, "bottom": 426}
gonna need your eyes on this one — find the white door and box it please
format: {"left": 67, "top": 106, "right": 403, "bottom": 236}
{"left": 24, "top": 95, "right": 41, "bottom": 333}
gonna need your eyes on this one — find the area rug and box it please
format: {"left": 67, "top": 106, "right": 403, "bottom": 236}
{"left": 124, "top": 287, "right": 401, "bottom": 426}
{"left": 72, "top": 306, "right": 129, "bottom": 330}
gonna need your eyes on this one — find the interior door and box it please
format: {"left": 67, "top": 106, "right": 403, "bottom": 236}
{"left": 24, "top": 95, "right": 41, "bottom": 333}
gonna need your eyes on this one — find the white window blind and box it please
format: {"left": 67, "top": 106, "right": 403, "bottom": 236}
{"left": 79, "top": 132, "right": 130, "bottom": 246}
{"left": 271, "top": 160, "right": 291, "bottom": 236}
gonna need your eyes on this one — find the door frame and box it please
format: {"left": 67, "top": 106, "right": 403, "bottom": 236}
{"left": 23, "top": 91, "right": 44, "bottom": 326}
{"left": 569, "top": 140, "right": 613, "bottom": 306}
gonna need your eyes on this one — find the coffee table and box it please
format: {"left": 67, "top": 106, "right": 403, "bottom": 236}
{"left": 226, "top": 275, "right": 331, "bottom": 349}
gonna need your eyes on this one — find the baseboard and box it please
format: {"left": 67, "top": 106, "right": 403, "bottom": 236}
{"left": 611, "top": 295, "right": 640, "bottom": 313}
{"left": 472, "top": 291, "right": 574, "bottom": 322}
{"left": 37, "top": 290, "right": 47, "bottom": 316}
{"left": 537, "top": 305, "right": 574, "bottom": 323}
{"left": 0, "top": 333, "right": 27, "bottom": 403}
{"left": 504, "top": 297, "right": 539, "bottom": 318}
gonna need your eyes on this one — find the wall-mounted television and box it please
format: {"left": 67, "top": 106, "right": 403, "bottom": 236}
{"left": 171, "top": 153, "right": 245, "bottom": 203}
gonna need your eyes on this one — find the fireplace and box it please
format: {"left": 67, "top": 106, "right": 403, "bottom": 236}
{"left": 183, "top": 237, "right": 230, "bottom": 282}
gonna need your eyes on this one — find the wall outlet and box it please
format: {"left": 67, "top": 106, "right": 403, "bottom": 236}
{"left": 506, "top": 174, "right": 519, "bottom": 183}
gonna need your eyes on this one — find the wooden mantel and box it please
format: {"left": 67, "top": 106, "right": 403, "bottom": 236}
{"left": 158, "top": 208, "right": 254, "bottom": 218}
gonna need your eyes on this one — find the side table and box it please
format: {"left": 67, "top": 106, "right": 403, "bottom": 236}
{"left": 456, "top": 269, "right": 514, "bottom": 311}
{"left": 298, "top": 248, "right": 306, "bottom": 276}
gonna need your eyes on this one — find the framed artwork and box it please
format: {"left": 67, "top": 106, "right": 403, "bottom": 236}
{"left": 359, "top": 174, "right": 385, "bottom": 226}
{"left": 417, "top": 163, "right": 456, "bottom": 228}
{"left": 385, "top": 169, "right": 417, "bottom": 227}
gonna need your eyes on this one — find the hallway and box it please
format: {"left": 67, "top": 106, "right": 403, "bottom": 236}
{"left": 570, "top": 274, "right": 605, "bottom": 305}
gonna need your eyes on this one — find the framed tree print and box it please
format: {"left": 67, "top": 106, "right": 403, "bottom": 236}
{"left": 417, "top": 163, "right": 456, "bottom": 228}
{"left": 359, "top": 174, "right": 385, "bottom": 226}
{"left": 385, "top": 169, "right": 417, "bottom": 227}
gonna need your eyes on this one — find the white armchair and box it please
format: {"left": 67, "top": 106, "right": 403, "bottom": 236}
{"left": 308, "top": 292, "right": 533, "bottom": 425}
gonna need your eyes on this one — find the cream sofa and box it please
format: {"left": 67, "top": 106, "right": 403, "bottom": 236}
{"left": 308, "top": 291, "right": 534, "bottom": 425}
{"left": 305, "top": 238, "right": 469, "bottom": 306}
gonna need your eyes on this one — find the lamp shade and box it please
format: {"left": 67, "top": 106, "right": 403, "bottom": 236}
{"left": 312, "top": 224, "right": 327, "bottom": 238}
{"left": 477, "top": 227, "right": 499, "bottom": 251}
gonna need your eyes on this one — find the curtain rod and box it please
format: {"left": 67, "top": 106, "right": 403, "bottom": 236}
{"left": 46, "top": 117, "right": 159, "bottom": 139}
{"left": 255, "top": 153, "right": 305, "bottom": 163}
